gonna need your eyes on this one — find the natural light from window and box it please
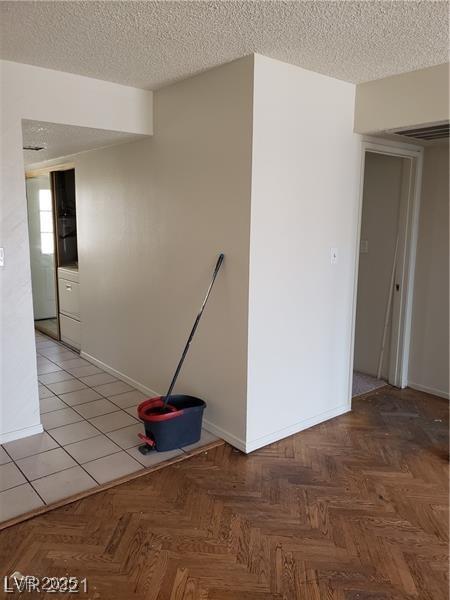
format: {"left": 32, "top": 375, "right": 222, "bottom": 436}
{"left": 39, "top": 189, "right": 54, "bottom": 255}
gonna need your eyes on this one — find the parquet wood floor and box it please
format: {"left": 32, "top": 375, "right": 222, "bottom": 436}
{"left": 0, "top": 386, "right": 448, "bottom": 599}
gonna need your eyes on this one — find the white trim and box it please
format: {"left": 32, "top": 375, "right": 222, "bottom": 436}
{"left": 361, "top": 135, "right": 424, "bottom": 154}
{"left": 385, "top": 120, "right": 449, "bottom": 136}
{"left": 347, "top": 145, "right": 366, "bottom": 406}
{"left": 81, "top": 351, "right": 234, "bottom": 445}
{"left": 400, "top": 152, "right": 423, "bottom": 387}
{"left": 80, "top": 351, "right": 159, "bottom": 397}
{"left": 202, "top": 419, "right": 247, "bottom": 452}
{"left": 244, "top": 403, "right": 351, "bottom": 454}
{"left": 0, "top": 423, "right": 43, "bottom": 444}
{"left": 79, "top": 356, "right": 351, "bottom": 453}
{"left": 388, "top": 159, "right": 412, "bottom": 385}
{"left": 348, "top": 137, "right": 424, "bottom": 402}
{"left": 408, "top": 382, "right": 449, "bottom": 400}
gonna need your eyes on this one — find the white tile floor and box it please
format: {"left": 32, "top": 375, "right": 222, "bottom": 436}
{"left": 0, "top": 331, "right": 220, "bottom": 524}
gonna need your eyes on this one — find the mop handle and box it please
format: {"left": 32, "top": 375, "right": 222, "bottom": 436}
{"left": 163, "top": 253, "right": 224, "bottom": 406}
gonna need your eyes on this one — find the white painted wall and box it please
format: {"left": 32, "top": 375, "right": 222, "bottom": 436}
{"left": 5, "top": 54, "right": 445, "bottom": 454}
{"left": 408, "top": 144, "right": 449, "bottom": 399}
{"left": 246, "top": 55, "right": 361, "bottom": 451}
{"left": 0, "top": 60, "right": 153, "bottom": 443}
{"left": 354, "top": 63, "right": 449, "bottom": 134}
{"left": 74, "top": 57, "right": 254, "bottom": 448}
{"left": 354, "top": 153, "right": 405, "bottom": 379}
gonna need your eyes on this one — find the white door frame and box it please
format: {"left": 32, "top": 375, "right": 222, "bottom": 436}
{"left": 348, "top": 136, "right": 424, "bottom": 397}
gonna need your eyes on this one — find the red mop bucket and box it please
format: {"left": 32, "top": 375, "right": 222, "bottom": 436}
{"left": 137, "top": 254, "right": 223, "bottom": 454}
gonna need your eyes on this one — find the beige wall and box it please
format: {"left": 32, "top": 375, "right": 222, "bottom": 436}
{"left": 354, "top": 152, "right": 406, "bottom": 378}
{"left": 409, "top": 144, "right": 449, "bottom": 398}
{"left": 354, "top": 63, "right": 449, "bottom": 134}
{"left": 75, "top": 56, "right": 254, "bottom": 443}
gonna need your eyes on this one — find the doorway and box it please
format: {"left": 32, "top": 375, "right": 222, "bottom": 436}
{"left": 26, "top": 173, "right": 59, "bottom": 338}
{"left": 351, "top": 140, "right": 423, "bottom": 398}
{"left": 25, "top": 165, "right": 78, "bottom": 342}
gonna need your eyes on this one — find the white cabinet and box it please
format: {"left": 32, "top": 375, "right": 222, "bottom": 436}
{"left": 58, "top": 266, "right": 81, "bottom": 349}
{"left": 59, "top": 314, "right": 81, "bottom": 349}
{"left": 59, "top": 278, "right": 80, "bottom": 320}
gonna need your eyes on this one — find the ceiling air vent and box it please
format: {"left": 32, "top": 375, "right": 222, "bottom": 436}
{"left": 391, "top": 122, "right": 449, "bottom": 141}
{"left": 23, "top": 145, "right": 45, "bottom": 151}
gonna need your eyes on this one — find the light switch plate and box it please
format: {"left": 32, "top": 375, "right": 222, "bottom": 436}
{"left": 0, "top": 247, "right": 4, "bottom": 267}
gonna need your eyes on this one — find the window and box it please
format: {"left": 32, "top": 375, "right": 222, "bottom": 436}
{"left": 39, "top": 189, "right": 54, "bottom": 254}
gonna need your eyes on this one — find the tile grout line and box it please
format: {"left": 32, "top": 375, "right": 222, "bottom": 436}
{"left": 37, "top": 345, "right": 144, "bottom": 400}
{"left": 1, "top": 338, "right": 215, "bottom": 521}
{"left": 0, "top": 445, "right": 48, "bottom": 506}
{"left": 44, "top": 390, "right": 189, "bottom": 462}
{"left": 39, "top": 352, "right": 142, "bottom": 403}
{"left": 10, "top": 336, "right": 143, "bottom": 496}
{"left": 43, "top": 392, "right": 144, "bottom": 465}
{"left": 37, "top": 340, "right": 142, "bottom": 435}
{"left": 41, "top": 399, "right": 142, "bottom": 428}
{"left": 44, "top": 418, "right": 125, "bottom": 450}
{"left": 43, "top": 428, "right": 120, "bottom": 490}
{"left": 3, "top": 420, "right": 143, "bottom": 502}
{"left": 31, "top": 336, "right": 214, "bottom": 456}
{"left": 2, "top": 425, "right": 100, "bottom": 501}
{"left": 10, "top": 333, "right": 202, "bottom": 497}
{"left": 44, "top": 412, "right": 139, "bottom": 433}
{"left": 8, "top": 444, "right": 76, "bottom": 463}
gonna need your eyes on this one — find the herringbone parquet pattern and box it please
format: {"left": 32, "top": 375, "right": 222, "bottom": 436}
{"left": 0, "top": 387, "right": 448, "bottom": 599}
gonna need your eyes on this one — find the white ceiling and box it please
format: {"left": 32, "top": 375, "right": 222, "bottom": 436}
{"left": 1, "top": 1, "right": 448, "bottom": 89}
{"left": 22, "top": 120, "right": 145, "bottom": 166}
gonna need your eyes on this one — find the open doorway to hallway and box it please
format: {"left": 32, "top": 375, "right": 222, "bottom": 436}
{"left": 351, "top": 141, "right": 422, "bottom": 398}
{"left": 26, "top": 172, "right": 59, "bottom": 338}
{"left": 25, "top": 165, "right": 78, "bottom": 345}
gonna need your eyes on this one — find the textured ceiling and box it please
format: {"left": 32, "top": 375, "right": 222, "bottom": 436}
{"left": 22, "top": 120, "right": 144, "bottom": 165}
{"left": 1, "top": 1, "right": 448, "bottom": 89}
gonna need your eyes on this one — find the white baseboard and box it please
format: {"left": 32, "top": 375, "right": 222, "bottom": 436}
{"left": 202, "top": 419, "right": 247, "bottom": 452}
{"left": 80, "top": 351, "right": 159, "bottom": 398}
{"left": 80, "top": 352, "right": 351, "bottom": 454}
{"left": 244, "top": 403, "right": 351, "bottom": 453}
{"left": 408, "top": 382, "right": 449, "bottom": 400}
{"left": 0, "top": 423, "right": 43, "bottom": 445}
{"left": 80, "top": 352, "right": 243, "bottom": 448}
